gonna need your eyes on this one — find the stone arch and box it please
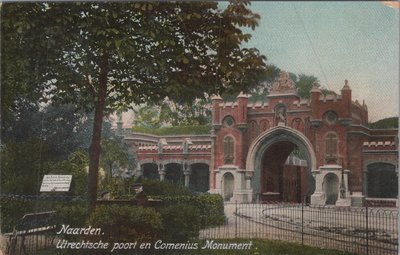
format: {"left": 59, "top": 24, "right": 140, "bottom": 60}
{"left": 189, "top": 163, "right": 210, "bottom": 192}
{"left": 323, "top": 173, "right": 339, "bottom": 205}
{"left": 165, "top": 162, "right": 184, "bottom": 185}
{"left": 222, "top": 172, "right": 235, "bottom": 201}
{"left": 246, "top": 126, "right": 317, "bottom": 198}
{"left": 141, "top": 163, "right": 159, "bottom": 180}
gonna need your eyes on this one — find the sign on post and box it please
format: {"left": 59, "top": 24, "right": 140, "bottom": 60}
{"left": 40, "top": 175, "right": 72, "bottom": 192}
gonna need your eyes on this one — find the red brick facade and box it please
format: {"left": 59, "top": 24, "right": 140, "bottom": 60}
{"left": 125, "top": 72, "right": 398, "bottom": 205}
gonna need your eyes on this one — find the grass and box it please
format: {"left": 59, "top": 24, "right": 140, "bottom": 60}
{"left": 37, "top": 239, "right": 359, "bottom": 255}
{"left": 132, "top": 125, "right": 211, "bottom": 135}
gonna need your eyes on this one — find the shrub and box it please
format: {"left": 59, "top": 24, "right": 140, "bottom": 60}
{"left": 87, "top": 205, "right": 163, "bottom": 243}
{"left": 161, "top": 194, "right": 225, "bottom": 227}
{"left": 142, "top": 179, "right": 191, "bottom": 196}
{"left": 0, "top": 196, "right": 34, "bottom": 232}
{"left": 160, "top": 204, "right": 200, "bottom": 242}
{"left": 55, "top": 201, "right": 88, "bottom": 227}
{"left": 0, "top": 196, "right": 88, "bottom": 234}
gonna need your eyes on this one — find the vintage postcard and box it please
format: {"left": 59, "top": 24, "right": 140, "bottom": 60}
{"left": 1, "top": 1, "right": 398, "bottom": 255}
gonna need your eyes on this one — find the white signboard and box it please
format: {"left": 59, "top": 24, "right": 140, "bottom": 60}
{"left": 40, "top": 175, "right": 72, "bottom": 192}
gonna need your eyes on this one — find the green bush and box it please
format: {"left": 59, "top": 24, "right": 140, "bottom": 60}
{"left": 55, "top": 201, "right": 88, "bottom": 227}
{"left": 0, "top": 196, "right": 34, "bottom": 232}
{"left": 87, "top": 205, "right": 163, "bottom": 243}
{"left": 368, "top": 117, "right": 398, "bottom": 129}
{"left": 161, "top": 194, "right": 225, "bottom": 227}
{"left": 142, "top": 179, "right": 191, "bottom": 196}
{"left": 160, "top": 204, "right": 200, "bottom": 242}
{"left": 0, "top": 196, "right": 88, "bottom": 233}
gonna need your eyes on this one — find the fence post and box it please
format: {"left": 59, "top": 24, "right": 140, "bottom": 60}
{"left": 366, "top": 201, "right": 369, "bottom": 255}
{"left": 301, "top": 196, "right": 304, "bottom": 245}
{"left": 235, "top": 200, "right": 238, "bottom": 238}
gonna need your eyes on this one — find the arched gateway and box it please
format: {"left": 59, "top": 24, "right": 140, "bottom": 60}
{"left": 246, "top": 126, "right": 316, "bottom": 202}
{"left": 124, "top": 71, "right": 398, "bottom": 206}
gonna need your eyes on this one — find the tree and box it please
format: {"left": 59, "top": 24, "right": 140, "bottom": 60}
{"left": 248, "top": 64, "right": 280, "bottom": 102}
{"left": 295, "top": 73, "right": 319, "bottom": 98}
{"left": 1, "top": 139, "right": 47, "bottom": 194}
{"left": 100, "top": 136, "right": 134, "bottom": 181}
{"left": 369, "top": 117, "right": 399, "bottom": 129}
{"left": 2, "top": 1, "right": 267, "bottom": 211}
{"left": 49, "top": 150, "right": 89, "bottom": 196}
{"left": 134, "top": 98, "right": 211, "bottom": 128}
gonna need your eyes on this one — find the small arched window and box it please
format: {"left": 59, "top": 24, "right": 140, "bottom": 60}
{"left": 223, "top": 136, "right": 235, "bottom": 164}
{"left": 325, "top": 132, "right": 338, "bottom": 163}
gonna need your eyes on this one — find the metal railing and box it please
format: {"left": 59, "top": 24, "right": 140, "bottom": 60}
{"left": 199, "top": 201, "right": 398, "bottom": 255}
{"left": 1, "top": 195, "right": 85, "bottom": 255}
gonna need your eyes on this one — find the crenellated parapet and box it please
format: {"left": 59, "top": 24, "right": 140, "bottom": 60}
{"left": 120, "top": 70, "right": 397, "bottom": 206}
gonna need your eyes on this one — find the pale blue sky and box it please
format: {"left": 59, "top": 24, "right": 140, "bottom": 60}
{"left": 242, "top": 1, "right": 399, "bottom": 121}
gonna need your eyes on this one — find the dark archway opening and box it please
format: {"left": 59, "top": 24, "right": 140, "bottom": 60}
{"left": 165, "top": 163, "right": 184, "bottom": 185}
{"left": 367, "top": 163, "right": 398, "bottom": 198}
{"left": 323, "top": 173, "right": 339, "bottom": 205}
{"left": 142, "top": 163, "right": 159, "bottom": 180}
{"left": 189, "top": 163, "right": 209, "bottom": 192}
{"left": 222, "top": 172, "right": 234, "bottom": 201}
{"left": 260, "top": 141, "right": 308, "bottom": 203}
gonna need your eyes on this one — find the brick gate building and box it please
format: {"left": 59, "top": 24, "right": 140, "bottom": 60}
{"left": 119, "top": 71, "right": 398, "bottom": 206}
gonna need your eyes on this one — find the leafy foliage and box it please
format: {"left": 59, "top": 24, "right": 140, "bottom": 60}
{"left": 0, "top": 196, "right": 34, "bottom": 232}
{"left": 161, "top": 194, "right": 225, "bottom": 227}
{"left": 1, "top": 139, "right": 49, "bottom": 194}
{"left": 0, "top": 196, "right": 87, "bottom": 233}
{"left": 294, "top": 73, "right": 319, "bottom": 99}
{"left": 368, "top": 117, "right": 398, "bottom": 129}
{"left": 104, "top": 177, "right": 136, "bottom": 199}
{"left": 48, "top": 150, "right": 89, "bottom": 196}
{"left": 55, "top": 202, "right": 88, "bottom": 228}
{"left": 141, "top": 179, "right": 192, "bottom": 197}
{"left": 88, "top": 205, "right": 163, "bottom": 243}
{"left": 134, "top": 99, "right": 212, "bottom": 128}
{"left": 100, "top": 137, "right": 134, "bottom": 180}
{"left": 2, "top": 1, "right": 268, "bottom": 209}
{"left": 160, "top": 205, "right": 201, "bottom": 242}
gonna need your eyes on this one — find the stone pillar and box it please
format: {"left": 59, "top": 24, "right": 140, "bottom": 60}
{"left": 183, "top": 164, "right": 191, "bottom": 188}
{"left": 136, "top": 163, "right": 143, "bottom": 177}
{"left": 184, "top": 172, "right": 191, "bottom": 187}
{"left": 336, "top": 169, "right": 351, "bottom": 206}
{"left": 158, "top": 163, "right": 165, "bottom": 181}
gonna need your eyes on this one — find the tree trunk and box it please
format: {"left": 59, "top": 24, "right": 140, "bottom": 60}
{"left": 88, "top": 54, "right": 109, "bottom": 212}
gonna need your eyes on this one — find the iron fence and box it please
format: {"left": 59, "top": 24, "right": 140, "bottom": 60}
{"left": 2, "top": 195, "right": 398, "bottom": 255}
{"left": 199, "top": 201, "right": 398, "bottom": 255}
{"left": 1, "top": 195, "right": 86, "bottom": 255}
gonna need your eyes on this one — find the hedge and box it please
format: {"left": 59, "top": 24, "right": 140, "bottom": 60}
{"left": 87, "top": 205, "right": 163, "bottom": 243}
{"left": 159, "top": 193, "right": 225, "bottom": 227}
{"left": 142, "top": 179, "right": 191, "bottom": 196}
{"left": 0, "top": 196, "right": 87, "bottom": 233}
